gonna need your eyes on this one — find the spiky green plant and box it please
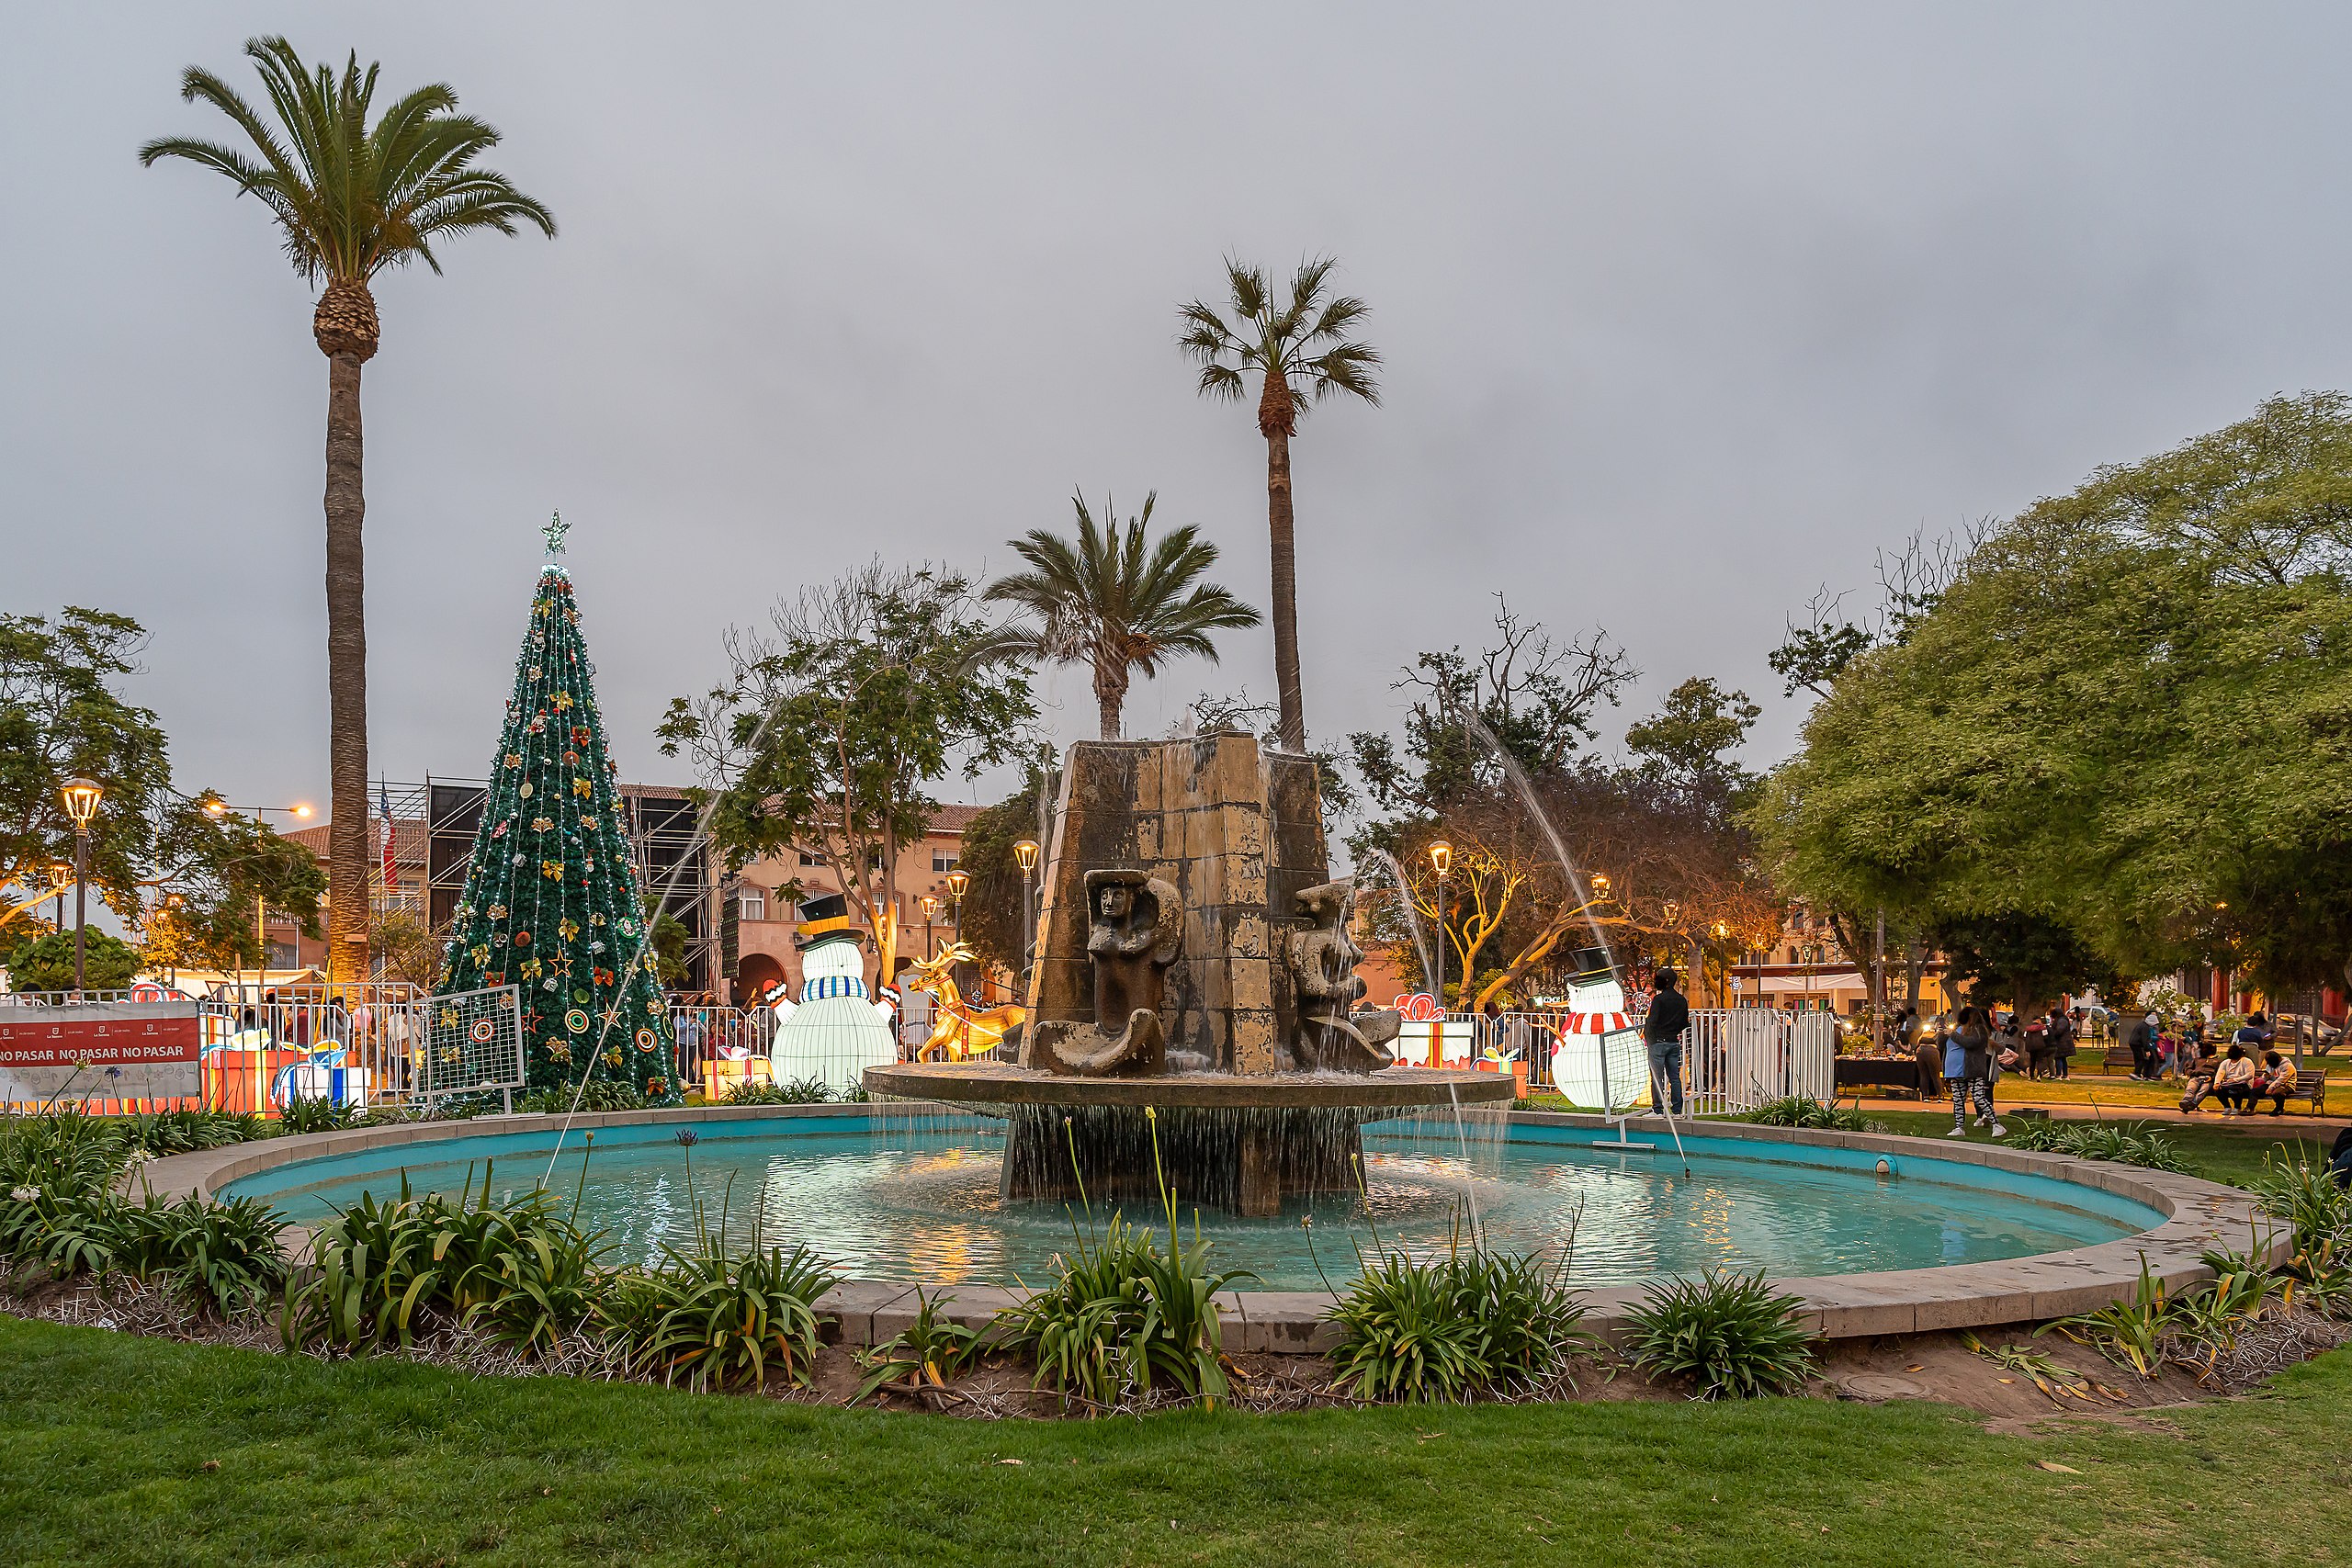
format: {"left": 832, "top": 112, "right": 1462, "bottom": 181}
{"left": 1622, "top": 1271, "right": 1817, "bottom": 1400}
{"left": 2040, "top": 1255, "right": 2177, "bottom": 1377}
{"left": 853, "top": 1290, "right": 985, "bottom": 1404}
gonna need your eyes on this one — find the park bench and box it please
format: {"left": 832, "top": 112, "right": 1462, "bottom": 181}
{"left": 2100, "top": 1045, "right": 2138, "bottom": 1075}
{"left": 2286, "top": 1069, "right": 2328, "bottom": 1114}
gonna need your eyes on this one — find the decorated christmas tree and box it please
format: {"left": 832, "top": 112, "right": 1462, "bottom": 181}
{"left": 436, "top": 516, "right": 681, "bottom": 1101}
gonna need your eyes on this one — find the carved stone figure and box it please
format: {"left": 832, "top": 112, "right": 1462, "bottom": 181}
{"left": 1284, "top": 879, "right": 1401, "bottom": 1072}
{"left": 1035, "top": 868, "right": 1183, "bottom": 1076}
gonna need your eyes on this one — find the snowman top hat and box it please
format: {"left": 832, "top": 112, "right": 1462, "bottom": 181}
{"left": 795, "top": 891, "right": 865, "bottom": 952}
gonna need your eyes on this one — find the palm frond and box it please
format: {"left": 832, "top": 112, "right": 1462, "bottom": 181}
{"left": 982, "top": 492, "right": 1258, "bottom": 734}
{"left": 141, "top": 34, "right": 553, "bottom": 288}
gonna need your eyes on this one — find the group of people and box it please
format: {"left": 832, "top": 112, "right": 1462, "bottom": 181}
{"left": 1888, "top": 1002, "right": 2076, "bottom": 1091}
{"left": 2173, "top": 1013, "right": 2303, "bottom": 1116}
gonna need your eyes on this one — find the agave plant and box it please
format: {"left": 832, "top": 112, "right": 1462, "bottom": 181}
{"left": 1623, "top": 1271, "right": 1817, "bottom": 1399}
{"left": 2039, "top": 1255, "right": 2177, "bottom": 1377}
{"left": 601, "top": 1237, "right": 837, "bottom": 1392}
{"left": 854, "top": 1290, "right": 985, "bottom": 1404}
{"left": 282, "top": 1180, "right": 450, "bottom": 1352}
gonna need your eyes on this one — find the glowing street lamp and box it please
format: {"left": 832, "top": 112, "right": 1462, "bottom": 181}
{"left": 943, "top": 866, "right": 969, "bottom": 942}
{"left": 206, "top": 800, "right": 317, "bottom": 996}
{"left": 920, "top": 894, "right": 942, "bottom": 960}
{"left": 60, "top": 778, "right": 103, "bottom": 995}
{"left": 1013, "top": 840, "right": 1041, "bottom": 971}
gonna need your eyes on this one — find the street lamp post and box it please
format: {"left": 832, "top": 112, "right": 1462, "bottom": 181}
{"left": 944, "top": 867, "right": 968, "bottom": 944}
{"left": 1013, "top": 840, "right": 1040, "bottom": 976}
{"left": 46, "top": 862, "right": 72, "bottom": 933}
{"left": 920, "top": 894, "right": 941, "bottom": 962}
{"left": 1427, "top": 839, "right": 1453, "bottom": 1018}
{"left": 60, "top": 778, "right": 103, "bottom": 996}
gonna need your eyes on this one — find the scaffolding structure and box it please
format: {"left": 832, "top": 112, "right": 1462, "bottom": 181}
{"left": 387, "top": 775, "right": 719, "bottom": 998}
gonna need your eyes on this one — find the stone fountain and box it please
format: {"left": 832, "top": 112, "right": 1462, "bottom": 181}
{"left": 865, "top": 732, "right": 1511, "bottom": 1215}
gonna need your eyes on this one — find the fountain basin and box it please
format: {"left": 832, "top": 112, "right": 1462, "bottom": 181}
{"left": 865, "top": 1062, "right": 1515, "bottom": 1214}
{"left": 175, "top": 1105, "right": 2287, "bottom": 1350}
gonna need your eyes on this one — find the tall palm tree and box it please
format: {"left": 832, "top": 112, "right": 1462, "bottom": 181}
{"left": 141, "top": 38, "right": 555, "bottom": 982}
{"left": 985, "top": 492, "right": 1261, "bottom": 739}
{"left": 1177, "top": 257, "right": 1379, "bottom": 753}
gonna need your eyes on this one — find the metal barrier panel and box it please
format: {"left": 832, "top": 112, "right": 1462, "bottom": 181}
{"left": 188, "top": 984, "right": 527, "bottom": 1115}
{"left": 419, "top": 986, "right": 526, "bottom": 1104}
{"left": 1792, "top": 1012, "right": 1838, "bottom": 1101}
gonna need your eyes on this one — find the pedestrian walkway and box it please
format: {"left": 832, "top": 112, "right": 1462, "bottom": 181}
{"left": 2007, "top": 1099, "right": 2349, "bottom": 1133}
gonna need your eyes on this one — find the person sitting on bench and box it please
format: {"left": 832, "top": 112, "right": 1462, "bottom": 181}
{"left": 2210, "top": 1044, "right": 2260, "bottom": 1116}
{"left": 2178, "top": 1043, "right": 2222, "bottom": 1112}
{"left": 2253, "top": 1051, "right": 2299, "bottom": 1116}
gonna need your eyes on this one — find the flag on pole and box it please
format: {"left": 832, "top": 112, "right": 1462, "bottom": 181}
{"left": 378, "top": 779, "right": 397, "bottom": 894}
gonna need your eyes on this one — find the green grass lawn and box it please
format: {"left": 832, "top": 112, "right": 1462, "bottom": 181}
{"left": 1514, "top": 1096, "right": 2331, "bottom": 1190}
{"left": 1847, "top": 1108, "right": 2326, "bottom": 1189}
{"left": 0, "top": 1316, "right": 2345, "bottom": 1567}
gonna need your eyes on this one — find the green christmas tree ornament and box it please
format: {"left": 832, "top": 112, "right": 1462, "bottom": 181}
{"left": 436, "top": 522, "right": 680, "bottom": 1100}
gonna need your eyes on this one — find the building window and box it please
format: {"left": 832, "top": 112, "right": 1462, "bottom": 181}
{"left": 738, "top": 888, "right": 765, "bottom": 921}
{"left": 799, "top": 852, "right": 822, "bottom": 867}
{"left": 933, "top": 851, "right": 959, "bottom": 874}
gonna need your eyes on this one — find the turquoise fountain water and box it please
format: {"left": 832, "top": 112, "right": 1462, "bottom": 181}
{"left": 222, "top": 1112, "right": 2159, "bottom": 1292}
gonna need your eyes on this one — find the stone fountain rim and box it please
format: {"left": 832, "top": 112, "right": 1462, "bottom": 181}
{"left": 862, "top": 1061, "right": 1519, "bottom": 1109}
{"left": 146, "top": 1104, "right": 2276, "bottom": 1353}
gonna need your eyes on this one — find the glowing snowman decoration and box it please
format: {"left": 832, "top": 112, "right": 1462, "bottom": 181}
{"left": 768, "top": 893, "right": 899, "bottom": 1094}
{"left": 1547, "top": 947, "right": 1649, "bottom": 1111}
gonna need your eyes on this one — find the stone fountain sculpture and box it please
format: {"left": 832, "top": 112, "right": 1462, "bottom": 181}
{"left": 869, "top": 732, "right": 1510, "bottom": 1214}
{"left": 1031, "top": 868, "right": 1184, "bottom": 1076}
{"left": 1285, "top": 879, "right": 1402, "bottom": 1073}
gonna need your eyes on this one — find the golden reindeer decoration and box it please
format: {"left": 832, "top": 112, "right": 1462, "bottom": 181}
{"left": 903, "top": 942, "right": 1025, "bottom": 1061}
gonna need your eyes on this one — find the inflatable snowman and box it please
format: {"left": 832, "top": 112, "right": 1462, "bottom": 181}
{"left": 768, "top": 893, "right": 899, "bottom": 1095}
{"left": 1547, "top": 946, "right": 1648, "bottom": 1111}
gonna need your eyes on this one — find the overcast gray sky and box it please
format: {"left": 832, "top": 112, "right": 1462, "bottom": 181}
{"left": 7, "top": 4, "right": 2347, "bottom": 821}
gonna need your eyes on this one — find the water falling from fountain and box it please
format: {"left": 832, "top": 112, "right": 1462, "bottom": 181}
{"left": 1364, "top": 847, "right": 1435, "bottom": 991}
{"left": 1459, "top": 711, "right": 1616, "bottom": 965}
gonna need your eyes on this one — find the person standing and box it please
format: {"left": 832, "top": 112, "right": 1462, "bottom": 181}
{"left": 1945, "top": 1004, "right": 2005, "bottom": 1138}
{"left": 2042, "top": 1005, "right": 2076, "bottom": 1079}
{"left": 1643, "top": 966, "right": 1691, "bottom": 1116}
{"left": 2122, "top": 1007, "right": 2158, "bottom": 1079}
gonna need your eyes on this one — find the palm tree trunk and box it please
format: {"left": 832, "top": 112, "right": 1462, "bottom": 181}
{"left": 323, "top": 351, "right": 371, "bottom": 986}
{"left": 1093, "top": 654, "right": 1127, "bottom": 740}
{"left": 1262, "top": 428, "right": 1305, "bottom": 751}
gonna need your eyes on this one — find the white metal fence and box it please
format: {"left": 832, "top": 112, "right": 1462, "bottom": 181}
{"left": 1440, "top": 1006, "right": 1837, "bottom": 1115}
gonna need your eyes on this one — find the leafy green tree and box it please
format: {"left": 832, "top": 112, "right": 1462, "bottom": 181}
{"left": 1929, "top": 911, "right": 2130, "bottom": 1019}
{"left": 1178, "top": 257, "right": 1380, "bottom": 751}
{"left": 1, "top": 929, "right": 142, "bottom": 993}
{"left": 0, "top": 608, "right": 322, "bottom": 964}
{"left": 983, "top": 491, "right": 1259, "bottom": 739}
{"left": 142, "top": 38, "right": 555, "bottom": 979}
{"left": 661, "top": 561, "right": 1036, "bottom": 980}
{"left": 1625, "top": 677, "right": 1761, "bottom": 800}
{"left": 1756, "top": 392, "right": 2352, "bottom": 998}
{"left": 1348, "top": 597, "right": 1634, "bottom": 825}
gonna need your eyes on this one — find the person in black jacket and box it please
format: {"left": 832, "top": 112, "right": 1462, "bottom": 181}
{"left": 1643, "top": 968, "right": 1691, "bottom": 1114}
{"left": 2330, "top": 1126, "right": 2352, "bottom": 1190}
